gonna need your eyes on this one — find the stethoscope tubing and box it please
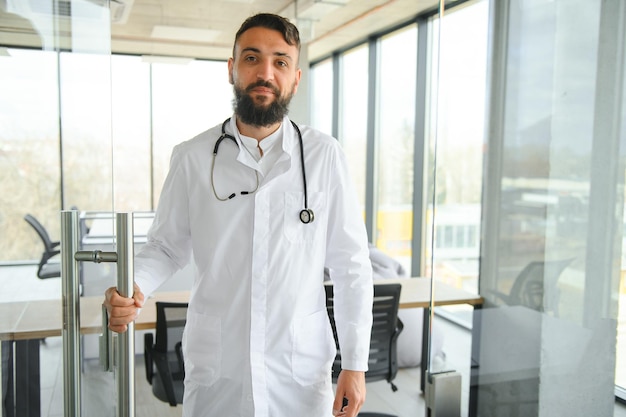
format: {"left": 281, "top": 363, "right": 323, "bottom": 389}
{"left": 212, "top": 118, "right": 314, "bottom": 224}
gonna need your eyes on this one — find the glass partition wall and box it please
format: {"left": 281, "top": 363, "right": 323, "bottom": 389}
{"left": 426, "top": 0, "right": 626, "bottom": 415}
{"left": 0, "top": 2, "right": 233, "bottom": 416}
{"left": 311, "top": 0, "right": 625, "bottom": 415}
{"left": 425, "top": 4, "right": 490, "bottom": 414}
{"left": 475, "top": 0, "right": 626, "bottom": 416}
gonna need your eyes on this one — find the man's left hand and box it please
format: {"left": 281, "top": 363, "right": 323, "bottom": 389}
{"left": 332, "top": 369, "right": 366, "bottom": 417}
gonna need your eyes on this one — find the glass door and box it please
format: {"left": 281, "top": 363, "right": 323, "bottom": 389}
{"left": 1, "top": 1, "right": 234, "bottom": 415}
{"left": 0, "top": 1, "right": 124, "bottom": 416}
{"left": 55, "top": 2, "right": 123, "bottom": 415}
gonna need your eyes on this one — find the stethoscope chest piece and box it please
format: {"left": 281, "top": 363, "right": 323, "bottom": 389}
{"left": 299, "top": 208, "right": 315, "bottom": 224}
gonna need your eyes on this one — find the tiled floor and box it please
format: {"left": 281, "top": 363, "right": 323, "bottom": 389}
{"left": 2, "top": 264, "right": 626, "bottom": 416}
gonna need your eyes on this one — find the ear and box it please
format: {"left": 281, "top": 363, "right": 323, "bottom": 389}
{"left": 227, "top": 57, "right": 234, "bottom": 85}
{"left": 292, "top": 68, "right": 302, "bottom": 94}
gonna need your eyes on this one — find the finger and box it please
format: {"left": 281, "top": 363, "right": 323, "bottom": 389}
{"left": 110, "top": 290, "right": 137, "bottom": 307}
{"left": 332, "top": 393, "right": 346, "bottom": 415}
{"left": 109, "top": 303, "right": 139, "bottom": 317}
{"left": 103, "top": 286, "right": 140, "bottom": 334}
{"left": 109, "top": 307, "right": 138, "bottom": 323}
{"left": 107, "top": 301, "right": 140, "bottom": 328}
{"left": 341, "top": 393, "right": 364, "bottom": 417}
{"left": 346, "top": 405, "right": 359, "bottom": 417}
{"left": 104, "top": 286, "right": 118, "bottom": 304}
{"left": 108, "top": 322, "right": 128, "bottom": 333}
{"left": 332, "top": 396, "right": 349, "bottom": 416}
{"left": 133, "top": 285, "right": 145, "bottom": 308}
{"left": 107, "top": 307, "right": 139, "bottom": 333}
{"left": 103, "top": 288, "right": 122, "bottom": 313}
{"left": 341, "top": 403, "right": 357, "bottom": 417}
{"left": 332, "top": 404, "right": 347, "bottom": 417}
{"left": 105, "top": 288, "right": 127, "bottom": 303}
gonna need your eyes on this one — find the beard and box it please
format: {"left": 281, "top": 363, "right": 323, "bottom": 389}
{"left": 233, "top": 80, "right": 294, "bottom": 127}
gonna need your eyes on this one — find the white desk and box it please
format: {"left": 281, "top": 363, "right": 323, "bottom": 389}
{"left": 1, "top": 278, "right": 482, "bottom": 416}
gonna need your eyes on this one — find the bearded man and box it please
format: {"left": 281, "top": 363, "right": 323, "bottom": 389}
{"left": 104, "top": 13, "right": 373, "bottom": 417}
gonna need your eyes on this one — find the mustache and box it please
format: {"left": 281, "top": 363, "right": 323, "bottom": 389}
{"left": 245, "top": 80, "right": 280, "bottom": 95}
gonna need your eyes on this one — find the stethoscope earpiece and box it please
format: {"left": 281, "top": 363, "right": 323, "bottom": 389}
{"left": 299, "top": 208, "right": 314, "bottom": 224}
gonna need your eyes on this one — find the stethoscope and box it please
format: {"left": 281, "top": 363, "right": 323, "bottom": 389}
{"left": 211, "top": 118, "right": 315, "bottom": 224}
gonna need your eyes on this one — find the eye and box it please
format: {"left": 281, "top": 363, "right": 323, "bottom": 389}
{"left": 244, "top": 55, "right": 257, "bottom": 63}
{"left": 276, "top": 60, "right": 288, "bottom": 68}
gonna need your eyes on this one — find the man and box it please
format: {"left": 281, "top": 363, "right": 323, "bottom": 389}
{"left": 104, "top": 13, "right": 373, "bottom": 417}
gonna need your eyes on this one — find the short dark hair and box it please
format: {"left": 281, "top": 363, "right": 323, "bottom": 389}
{"left": 233, "top": 13, "right": 301, "bottom": 58}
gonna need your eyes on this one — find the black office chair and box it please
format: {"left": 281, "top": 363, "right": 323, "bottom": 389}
{"left": 487, "top": 258, "right": 573, "bottom": 315}
{"left": 326, "top": 283, "right": 404, "bottom": 417}
{"left": 23, "top": 214, "right": 61, "bottom": 279}
{"left": 144, "top": 302, "right": 188, "bottom": 406}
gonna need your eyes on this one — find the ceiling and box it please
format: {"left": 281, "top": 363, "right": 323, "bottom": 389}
{"left": 0, "top": 0, "right": 440, "bottom": 62}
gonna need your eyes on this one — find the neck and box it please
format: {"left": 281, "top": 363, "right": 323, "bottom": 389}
{"left": 235, "top": 118, "right": 282, "bottom": 143}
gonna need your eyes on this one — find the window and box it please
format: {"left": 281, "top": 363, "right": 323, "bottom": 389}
{"left": 375, "top": 26, "right": 418, "bottom": 272}
{"left": 151, "top": 60, "right": 232, "bottom": 206}
{"left": 339, "top": 46, "right": 370, "bottom": 210}
{"left": 111, "top": 55, "right": 151, "bottom": 211}
{"left": 310, "top": 58, "right": 333, "bottom": 136}
{"left": 59, "top": 52, "right": 113, "bottom": 212}
{"left": 0, "top": 49, "right": 60, "bottom": 261}
{"left": 428, "top": 2, "right": 488, "bottom": 293}
{"left": 0, "top": 50, "right": 232, "bottom": 262}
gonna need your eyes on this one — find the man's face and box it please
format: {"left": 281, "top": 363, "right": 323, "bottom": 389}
{"left": 228, "top": 26, "right": 301, "bottom": 127}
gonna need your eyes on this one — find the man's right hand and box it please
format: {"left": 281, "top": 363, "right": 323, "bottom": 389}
{"left": 103, "top": 283, "right": 145, "bottom": 333}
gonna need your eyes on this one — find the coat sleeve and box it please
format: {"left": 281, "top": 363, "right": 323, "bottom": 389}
{"left": 134, "top": 144, "right": 192, "bottom": 297}
{"left": 324, "top": 144, "right": 374, "bottom": 372}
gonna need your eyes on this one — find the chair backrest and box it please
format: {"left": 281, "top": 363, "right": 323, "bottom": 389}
{"left": 326, "top": 283, "right": 403, "bottom": 390}
{"left": 155, "top": 301, "right": 188, "bottom": 354}
{"left": 24, "top": 214, "right": 61, "bottom": 279}
{"left": 145, "top": 301, "right": 188, "bottom": 406}
{"left": 508, "top": 258, "right": 573, "bottom": 312}
{"left": 24, "top": 214, "right": 58, "bottom": 252}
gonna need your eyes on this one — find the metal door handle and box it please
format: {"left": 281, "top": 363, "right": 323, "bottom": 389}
{"left": 61, "top": 211, "right": 136, "bottom": 417}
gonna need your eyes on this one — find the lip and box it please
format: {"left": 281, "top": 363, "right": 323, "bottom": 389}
{"left": 250, "top": 87, "right": 275, "bottom": 95}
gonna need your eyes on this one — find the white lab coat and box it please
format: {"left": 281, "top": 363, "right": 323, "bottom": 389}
{"left": 134, "top": 116, "right": 373, "bottom": 417}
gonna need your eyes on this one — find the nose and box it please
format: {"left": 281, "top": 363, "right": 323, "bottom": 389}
{"left": 256, "top": 59, "right": 274, "bottom": 81}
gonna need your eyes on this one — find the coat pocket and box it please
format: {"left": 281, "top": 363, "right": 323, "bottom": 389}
{"left": 182, "top": 311, "right": 221, "bottom": 387}
{"left": 292, "top": 309, "right": 336, "bottom": 386}
{"left": 283, "top": 191, "right": 325, "bottom": 244}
